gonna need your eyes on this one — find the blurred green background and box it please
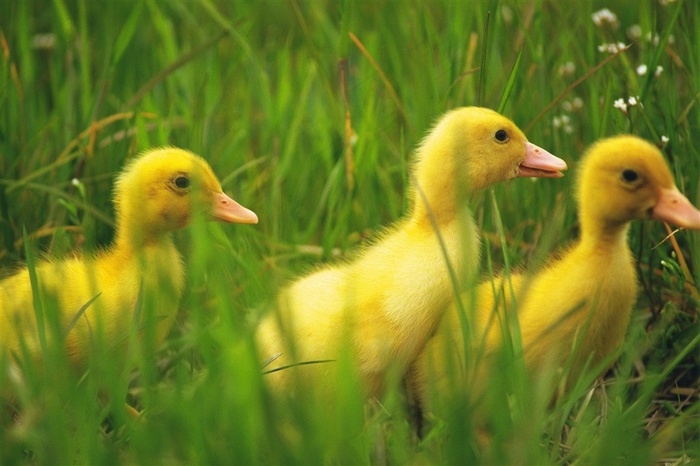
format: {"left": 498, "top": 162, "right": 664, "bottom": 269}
{"left": 1, "top": 0, "right": 698, "bottom": 463}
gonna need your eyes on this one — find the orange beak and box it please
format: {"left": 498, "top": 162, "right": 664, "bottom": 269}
{"left": 211, "top": 192, "right": 259, "bottom": 224}
{"left": 652, "top": 187, "right": 700, "bottom": 229}
{"left": 518, "top": 142, "right": 568, "bottom": 178}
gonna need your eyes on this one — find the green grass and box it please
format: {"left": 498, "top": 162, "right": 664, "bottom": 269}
{"left": 1, "top": 0, "right": 698, "bottom": 463}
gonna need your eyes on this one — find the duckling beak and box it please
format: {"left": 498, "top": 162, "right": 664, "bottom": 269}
{"left": 211, "top": 192, "right": 259, "bottom": 224}
{"left": 518, "top": 142, "right": 568, "bottom": 178}
{"left": 652, "top": 187, "right": 700, "bottom": 230}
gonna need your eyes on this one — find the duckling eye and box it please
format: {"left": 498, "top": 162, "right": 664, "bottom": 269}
{"left": 174, "top": 176, "right": 190, "bottom": 189}
{"left": 494, "top": 129, "right": 509, "bottom": 143}
{"left": 621, "top": 169, "right": 638, "bottom": 183}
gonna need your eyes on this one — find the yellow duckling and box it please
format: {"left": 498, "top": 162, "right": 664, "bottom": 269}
{"left": 411, "top": 135, "right": 700, "bottom": 409}
{"left": 1, "top": 147, "right": 258, "bottom": 367}
{"left": 256, "top": 107, "right": 567, "bottom": 398}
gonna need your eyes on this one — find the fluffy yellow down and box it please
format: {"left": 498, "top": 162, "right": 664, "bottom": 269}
{"left": 256, "top": 107, "right": 566, "bottom": 398}
{"left": 0, "top": 147, "right": 257, "bottom": 368}
{"left": 411, "top": 135, "right": 700, "bottom": 409}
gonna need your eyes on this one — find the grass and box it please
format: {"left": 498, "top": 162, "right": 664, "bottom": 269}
{"left": 1, "top": 0, "right": 698, "bottom": 463}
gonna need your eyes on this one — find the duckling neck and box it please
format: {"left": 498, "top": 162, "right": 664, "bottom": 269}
{"left": 579, "top": 216, "right": 631, "bottom": 252}
{"left": 114, "top": 216, "right": 174, "bottom": 252}
{"left": 409, "top": 182, "right": 471, "bottom": 230}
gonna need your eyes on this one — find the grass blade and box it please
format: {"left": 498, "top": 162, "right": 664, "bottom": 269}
{"left": 497, "top": 49, "right": 523, "bottom": 114}
{"left": 22, "top": 227, "right": 47, "bottom": 355}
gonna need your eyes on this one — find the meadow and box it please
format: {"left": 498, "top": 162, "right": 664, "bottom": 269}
{"left": 1, "top": 0, "right": 698, "bottom": 464}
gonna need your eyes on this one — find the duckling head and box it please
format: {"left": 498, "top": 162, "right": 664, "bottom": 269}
{"left": 114, "top": 147, "right": 258, "bottom": 247}
{"left": 411, "top": 107, "right": 566, "bottom": 221}
{"left": 577, "top": 135, "right": 700, "bottom": 234}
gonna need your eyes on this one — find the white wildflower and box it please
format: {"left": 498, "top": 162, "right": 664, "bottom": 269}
{"left": 627, "top": 96, "right": 639, "bottom": 107}
{"left": 553, "top": 115, "right": 573, "bottom": 133}
{"left": 661, "top": 135, "right": 670, "bottom": 145}
{"left": 572, "top": 97, "right": 584, "bottom": 110}
{"left": 558, "top": 61, "right": 576, "bottom": 77}
{"left": 627, "top": 25, "right": 642, "bottom": 40}
{"left": 646, "top": 32, "right": 660, "bottom": 46}
{"left": 655, "top": 66, "right": 663, "bottom": 77}
{"left": 636, "top": 64, "right": 648, "bottom": 76}
{"left": 597, "top": 42, "right": 626, "bottom": 54}
{"left": 592, "top": 8, "right": 619, "bottom": 28}
{"left": 613, "top": 98, "right": 628, "bottom": 113}
{"left": 562, "top": 101, "right": 572, "bottom": 112}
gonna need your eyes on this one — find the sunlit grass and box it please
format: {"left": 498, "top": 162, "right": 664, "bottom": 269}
{"left": 1, "top": 0, "right": 698, "bottom": 463}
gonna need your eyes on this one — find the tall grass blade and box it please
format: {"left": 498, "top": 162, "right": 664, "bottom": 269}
{"left": 112, "top": 2, "right": 143, "bottom": 66}
{"left": 497, "top": 49, "right": 523, "bottom": 114}
{"left": 22, "top": 227, "right": 47, "bottom": 354}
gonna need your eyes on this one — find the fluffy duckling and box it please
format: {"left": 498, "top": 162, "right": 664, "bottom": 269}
{"left": 1, "top": 147, "right": 258, "bottom": 367}
{"left": 411, "top": 135, "right": 700, "bottom": 410}
{"left": 256, "top": 107, "right": 567, "bottom": 398}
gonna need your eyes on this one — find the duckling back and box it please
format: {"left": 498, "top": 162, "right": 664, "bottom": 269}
{"left": 258, "top": 215, "right": 480, "bottom": 397}
{"left": 0, "top": 242, "right": 183, "bottom": 365}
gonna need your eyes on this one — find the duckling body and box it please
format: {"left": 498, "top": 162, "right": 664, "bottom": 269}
{"left": 261, "top": 211, "right": 477, "bottom": 396}
{"left": 413, "top": 135, "right": 700, "bottom": 406}
{"left": 1, "top": 147, "right": 258, "bottom": 367}
{"left": 1, "top": 237, "right": 183, "bottom": 364}
{"left": 256, "top": 107, "right": 566, "bottom": 397}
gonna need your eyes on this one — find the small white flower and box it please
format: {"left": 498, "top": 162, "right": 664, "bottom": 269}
{"left": 562, "top": 101, "right": 572, "bottom": 112}
{"left": 646, "top": 32, "right": 660, "bottom": 46}
{"left": 627, "top": 25, "right": 642, "bottom": 40}
{"left": 572, "top": 97, "right": 584, "bottom": 110}
{"left": 661, "top": 135, "right": 669, "bottom": 145}
{"left": 636, "top": 64, "right": 648, "bottom": 76}
{"left": 592, "top": 8, "right": 619, "bottom": 28}
{"left": 597, "top": 42, "right": 626, "bottom": 54}
{"left": 655, "top": 66, "right": 664, "bottom": 77}
{"left": 627, "top": 96, "right": 638, "bottom": 106}
{"left": 71, "top": 178, "right": 80, "bottom": 186}
{"left": 558, "top": 61, "right": 576, "bottom": 77}
{"left": 553, "top": 115, "right": 574, "bottom": 134}
{"left": 614, "top": 98, "right": 628, "bottom": 113}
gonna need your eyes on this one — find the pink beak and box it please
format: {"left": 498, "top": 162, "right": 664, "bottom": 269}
{"left": 518, "top": 142, "right": 568, "bottom": 178}
{"left": 211, "top": 192, "right": 259, "bottom": 224}
{"left": 652, "top": 187, "right": 700, "bottom": 229}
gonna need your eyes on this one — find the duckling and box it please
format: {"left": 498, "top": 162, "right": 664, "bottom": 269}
{"left": 0, "top": 147, "right": 258, "bottom": 368}
{"left": 256, "top": 107, "right": 567, "bottom": 398}
{"left": 411, "top": 135, "right": 700, "bottom": 410}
